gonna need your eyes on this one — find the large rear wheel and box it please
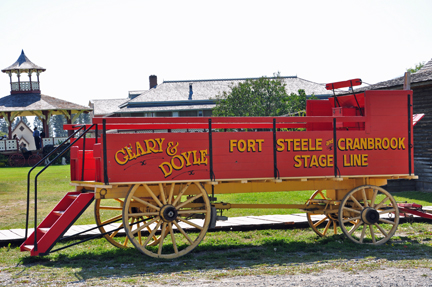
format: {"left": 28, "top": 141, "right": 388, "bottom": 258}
{"left": 123, "top": 182, "right": 211, "bottom": 259}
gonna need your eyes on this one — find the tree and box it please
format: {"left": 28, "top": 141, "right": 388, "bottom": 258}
{"left": 51, "top": 115, "right": 67, "bottom": 137}
{"left": 407, "top": 62, "right": 425, "bottom": 73}
{"left": 213, "top": 75, "right": 312, "bottom": 117}
{"left": 0, "top": 118, "right": 8, "bottom": 134}
{"left": 21, "top": 116, "right": 30, "bottom": 127}
{"left": 33, "top": 116, "right": 43, "bottom": 131}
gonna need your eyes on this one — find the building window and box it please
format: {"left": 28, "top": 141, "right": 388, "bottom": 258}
{"left": 172, "top": 111, "right": 179, "bottom": 117}
{"left": 198, "top": 110, "right": 203, "bottom": 117}
{"left": 204, "top": 110, "right": 212, "bottom": 116}
{"left": 179, "top": 110, "right": 197, "bottom": 117}
{"left": 156, "top": 111, "right": 172, "bottom": 117}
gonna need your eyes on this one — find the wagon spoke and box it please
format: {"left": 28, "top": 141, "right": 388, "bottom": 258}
{"left": 369, "top": 225, "right": 376, "bottom": 244}
{"left": 349, "top": 195, "right": 364, "bottom": 209}
{"left": 168, "top": 223, "right": 178, "bottom": 254}
{"left": 110, "top": 222, "right": 124, "bottom": 238}
{"left": 101, "top": 214, "right": 123, "bottom": 226}
{"left": 379, "top": 208, "right": 396, "bottom": 214}
{"left": 343, "top": 207, "right": 361, "bottom": 214}
{"left": 361, "top": 188, "right": 369, "bottom": 207}
{"left": 342, "top": 216, "right": 360, "bottom": 223}
{"left": 177, "top": 209, "right": 208, "bottom": 215}
{"left": 132, "top": 196, "right": 160, "bottom": 211}
{"left": 322, "top": 219, "right": 331, "bottom": 235}
{"left": 173, "top": 220, "right": 193, "bottom": 244}
{"left": 99, "top": 206, "right": 123, "bottom": 211}
{"left": 177, "top": 217, "right": 204, "bottom": 230}
{"left": 348, "top": 221, "right": 362, "bottom": 236}
{"left": 158, "top": 222, "right": 168, "bottom": 255}
{"left": 130, "top": 212, "right": 159, "bottom": 217}
{"left": 159, "top": 183, "right": 167, "bottom": 205}
{"left": 333, "top": 220, "right": 337, "bottom": 234}
{"left": 370, "top": 189, "right": 378, "bottom": 207}
{"left": 312, "top": 217, "right": 328, "bottom": 228}
{"left": 131, "top": 216, "right": 159, "bottom": 235}
{"left": 168, "top": 183, "right": 175, "bottom": 205}
{"left": 374, "top": 196, "right": 389, "bottom": 210}
{"left": 379, "top": 218, "right": 396, "bottom": 225}
{"left": 176, "top": 194, "right": 203, "bottom": 209}
{"left": 143, "top": 220, "right": 163, "bottom": 247}
{"left": 359, "top": 223, "right": 366, "bottom": 243}
{"left": 144, "top": 184, "right": 163, "bottom": 207}
{"left": 375, "top": 223, "right": 388, "bottom": 237}
{"left": 172, "top": 183, "right": 191, "bottom": 206}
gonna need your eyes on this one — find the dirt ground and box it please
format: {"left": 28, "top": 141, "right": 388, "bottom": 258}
{"left": 1, "top": 267, "right": 432, "bottom": 286}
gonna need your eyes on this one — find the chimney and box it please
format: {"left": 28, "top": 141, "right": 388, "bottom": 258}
{"left": 149, "top": 75, "right": 157, "bottom": 89}
{"left": 189, "top": 83, "right": 193, "bottom": 100}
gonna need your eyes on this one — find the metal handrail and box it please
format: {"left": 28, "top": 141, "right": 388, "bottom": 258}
{"left": 25, "top": 124, "right": 96, "bottom": 252}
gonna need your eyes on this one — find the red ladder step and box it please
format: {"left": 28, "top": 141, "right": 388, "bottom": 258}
{"left": 20, "top": 191, "right": 94, "bottom": 256}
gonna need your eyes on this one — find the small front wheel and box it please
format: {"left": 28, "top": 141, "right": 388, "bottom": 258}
{"left": 338, "top": 185, "right": 399, "bottom": 245}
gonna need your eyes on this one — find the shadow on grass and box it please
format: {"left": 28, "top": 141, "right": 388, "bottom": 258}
{"left": 18, "top": 231, "right": 432, "bottom": 281}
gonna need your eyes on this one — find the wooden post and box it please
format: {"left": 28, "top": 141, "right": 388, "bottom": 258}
{"left": 7, "top": 112, "right": 12, "bottom": 139}
{"left": 67, "top": 110, "right": 73, "bottom": 137}
{"left": 403, "top": 72, "right": 411, "bottom": 90}
{"left": 42, "top": 110, "right": 49, "bottom": 137}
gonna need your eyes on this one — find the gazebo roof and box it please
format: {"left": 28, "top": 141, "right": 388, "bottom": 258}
{"left": 0, "top": 93, "right": 91, "bottom": 116}
{"left": 1, "top": 50, "right": 46, "bottom": 73}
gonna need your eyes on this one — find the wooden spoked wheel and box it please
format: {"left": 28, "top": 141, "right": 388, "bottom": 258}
{"left": 8, "top": 154, "right": 25, "bottom": 167}
{"left": 123, "top": 182, "right": 211, "bottom": 259}
{"left": 338, "top": 185, "right": 399, "bottom": 245}
{"left": 306, "top": 190, "right": 340, "bottom": 237}
{"left": 95, "top": 198, "right": 161, "bottom": 249}
{"left": 27, "top": 154, "right": 42, "bottom": 167}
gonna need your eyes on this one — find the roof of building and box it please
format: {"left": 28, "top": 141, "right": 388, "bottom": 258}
{"left": 97, "top": 76, "right": 330, "bottom": 116}
{"left": 90, "top": 98, "right": 128, "bottom": 116}
{"left": 127, "top": 76, "right": 329, "bottom": 104}
{"left": 0, "top": 93, "right": 92, "bottom": 116}
{"left": 338, "top": 58, "right": 432, "bottom": 94}
{"left": 1, "top": 50, "right": 46, "bottom": 73}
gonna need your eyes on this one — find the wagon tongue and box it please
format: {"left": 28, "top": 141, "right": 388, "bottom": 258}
{"left": 413, "top": 114, "right": 425, "bottom": 126}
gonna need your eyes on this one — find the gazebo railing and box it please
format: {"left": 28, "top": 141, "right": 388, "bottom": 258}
{"left": 11, "top": 81, "right": 40, "bottom": 92}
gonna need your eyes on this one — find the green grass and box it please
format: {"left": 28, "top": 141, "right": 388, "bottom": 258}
{"left": 2, "top": 166, "right": 432, "bottom": 285}
{"left": 2, "top": 223, "right": 432, "bottom": 285}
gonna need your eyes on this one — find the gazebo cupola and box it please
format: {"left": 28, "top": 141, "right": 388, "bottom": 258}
{"left": 1, "top": 50, "right": 46, "bottom": 94}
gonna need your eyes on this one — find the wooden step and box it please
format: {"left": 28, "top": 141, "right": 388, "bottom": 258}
{"left": 22, "top": 245, "right": 34, "bottom": 251}
{"left": 39, "top": 228, "right": 50, "bottom": 233}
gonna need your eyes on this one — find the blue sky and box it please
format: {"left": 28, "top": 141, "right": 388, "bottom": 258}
{"left": 0, "top": 0, "right": 431, "bottom": 106}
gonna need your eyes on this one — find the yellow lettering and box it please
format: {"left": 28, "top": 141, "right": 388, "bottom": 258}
{"left": 399, "top": 137, "right": 405, "bottom": 149}
{"left": 171, "top": 155, "right": 184, "bottom": 170}
{"left": 181, "top": 151, "right": 193, "bottom": 167}
{"left": 115, "top": 149, "right": 128, "bottom": 165}
{"left": 294, "top": 155, "right": 302, "bottom": 168}
{"left": 276, "top": 139, "right": 285, "bottom": 151}
{"left": 229, "top": 140, "right": 237, "bottom": 152}
{"left": 199, "top": 150, "right": 208, "bottom": 165}
{"left": 338, "top": 138, "right": 345, "bottom": 151}
{"left": 155, "top": 138, "right": 165, "bottom": 152}
{"left": 390, "top": 138, "right": 398, "bottom": 150}
{"left": 256, "top": 139, "right": 264, "bottom": 151}
{"left": 382, "top": 138, "right": 390, "bottom": 150}
{"left": 159, "top": 162, "right": 173, "bottom": 177}
{"left": 248, "top": 139, "right": 256, "bottom": 152}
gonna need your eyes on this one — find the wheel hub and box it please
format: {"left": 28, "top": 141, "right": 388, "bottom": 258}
{"left": 160, "top": 205, "right": 178, "bottom": 222}
{"left": 361, "top": 207, "right": 380, "bottom": 225}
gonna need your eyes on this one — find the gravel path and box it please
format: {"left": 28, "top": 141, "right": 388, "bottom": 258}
{"left": 152, "top": 268, "right": 432, "bottom": 287}
{"left": 2, "top": 267, "right": 432, "bottom": 286}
